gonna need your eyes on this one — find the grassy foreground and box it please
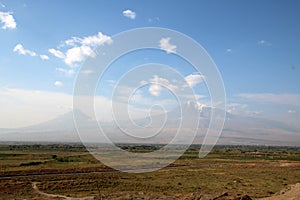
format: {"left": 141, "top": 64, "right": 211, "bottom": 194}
{"left": 0, "top": 144, "right": 299, "bottom": 199}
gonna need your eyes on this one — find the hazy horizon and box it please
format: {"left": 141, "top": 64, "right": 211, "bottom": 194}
{"left": 0, "top": 1, "right": 299, "bottom": 147}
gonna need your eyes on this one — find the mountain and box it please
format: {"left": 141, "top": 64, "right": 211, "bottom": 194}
{"left": 0, "top": 110, "right": 91, "bottom": 142}
{"left": 0, "top": 103, "right": 299, "bottom": 145}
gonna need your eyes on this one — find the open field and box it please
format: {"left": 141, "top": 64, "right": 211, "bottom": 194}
{"left": 0, "top": 144, "right": 299, "bottom": 199}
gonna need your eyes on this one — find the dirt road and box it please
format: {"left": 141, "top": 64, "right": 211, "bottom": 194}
{"left": 32, "top": 182, "right": 94, "bottom": 200}
{"left": 259, "top": 183, "right": 300, "bottom": 200}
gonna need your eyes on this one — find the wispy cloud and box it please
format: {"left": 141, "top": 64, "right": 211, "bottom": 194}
{"left": 13, "top": 44, "right": 37, "bottom": 57}
{"left": 14, "top": 44, "right": 52, "bottom": 60}
{"left": 56, "top": 68, "right": 75, "bottom": 77}
{"left": 238, "top": 93, "right": 300, "bottom": 106}
{"left": 0, "top": 3, "right": 5, "bottom": 8}
{"left": 80, "top": 69, "right": 94, "bottom": 75}
{"left": 148, "top": 17, "right": 160, "bottom": 23}
{"left": 122, "top": 9, "right": 136, "bottom": 19}
{"left": 0, "top": 11, "right": 16, "bottom": 29}
{"left": 159, "top": 37, "right": 176, "bottom": 54}
{"left": 226, "top": 48, "right": 232, "bottom": 52}
{"left": 288, "top": 109, "right": 296, "bottom": 114}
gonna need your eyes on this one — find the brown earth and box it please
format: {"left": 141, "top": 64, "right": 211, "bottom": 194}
{"left": 259, "top": 183, "right": 300, "bottom": 200}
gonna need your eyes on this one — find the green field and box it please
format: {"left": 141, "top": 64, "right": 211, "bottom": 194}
{"left": 0, "top": 144, "right": 299, "bottom": 199}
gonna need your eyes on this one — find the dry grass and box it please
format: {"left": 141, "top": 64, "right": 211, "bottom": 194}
{"left": 0, "top": 144, "right": 299, "bottom": 199}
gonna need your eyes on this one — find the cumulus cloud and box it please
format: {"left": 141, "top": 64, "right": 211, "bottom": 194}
{"left": 79, "top": 32, "right": 111, "bottom": 46}
{"left": 0, "top": 11, "right": 16, "bottom": 29}
{"left": 148, "top": 84, "right": 162, "bottom": 97}
{"left": 159, "top": 37, "right": 176, "bottom": 54}
{"left": 56, "top": 68, "right": 75, "bottom": 77}
{"left": 184, "top": 74, "right": 205, "bottom": 88}
{"left": 13, "top": 44, "right": 37, "bottom": 56}
{"left": 122, "top": 9, "right": 136, "bottom": 19}
{"left": 64, "top": 45, "right": 93, "bottom": 66}
{"left": 40, "top": 55, "right": 49, "bottom": 60}
{"left": 54, "top": 81, "right": 63, "bottom": 87}
{"left": 141, "top": 74, "right": 204, "bottom": 97}
{"left": 48, "top": 48, "right": 65, "bottom": 59}
{"left": 148, "top": 75, "right": 178, "bottom": 96}
{"left": 50, "top": 32, "right": 112, "bottom": 67}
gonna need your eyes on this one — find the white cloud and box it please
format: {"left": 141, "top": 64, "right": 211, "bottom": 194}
{"left": 40, "top": 55, "right": 49, "bottom": 60}
{"left": 13, "top": 44, "right": 52, "bottom": 60}
{"left": 80, "top": 32, "right": 112, "bottom": 46}
{"left": 148, "top": 75, "right": 178, "bottom": 96}
{"left": 14, "top": 44, "right": 50, "bottom": 60}
{"left": 184, "top": 74, "right": 205, "bottom": 88}
{"left": 64, "top": 32, "right": 112, "bottom": 47}
{"left": 148, "top": 84, "right": 162, "bottom": 97}
{"left": 122, "top": 9, "right": 136, "bottom": 19}
{"left": 56, "top": 68, "right": 75, "bottom": 77}
{"left": 48, "top": 48, "right": 65, "bottom": 59}
{"left": 13, "top": 44, "right": 37, "bottom": 56}
{"left": 54, "top": 81, "right": 63, "bottom": 87}
{"left": 50, "top": 32, "right": 112, "bottom": 67}
{"left": 64, "top": 45, "right": 93, "bottom": 66}
{"left": 159, "top": 37, "right": 176, "bottom": 54}
{"left": 0, "top": 11, "right": 16, "bottom": 29}
{"left": 226, "top": 48, "right": 232, "bottom": 52}
{"left": 288, "top": 110, "right": 296, "bottom": 114}
{"left": 64, "top": 37, "right": 81, "bottom": 46}
{"left": 0, "top": 3, "right": 5, "bottom": 8}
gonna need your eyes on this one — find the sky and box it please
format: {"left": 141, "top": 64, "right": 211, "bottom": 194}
{"left": 0, "top": 0, "right": 300, "bottom": 128}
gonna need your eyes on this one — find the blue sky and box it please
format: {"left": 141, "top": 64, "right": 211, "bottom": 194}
{"left": 0, "top": 0, "right": 300, "bottom": 128}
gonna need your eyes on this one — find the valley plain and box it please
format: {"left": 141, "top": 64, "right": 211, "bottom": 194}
{"left": 0, "top": 144, "right": 299, "bottom": 199}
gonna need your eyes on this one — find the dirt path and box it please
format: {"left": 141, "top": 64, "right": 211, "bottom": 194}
{"left": 32, "top": 182, "right": 94, "bottom": 200}
{"left": 259, "top": 183, "right": 300, "bottom": 200}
